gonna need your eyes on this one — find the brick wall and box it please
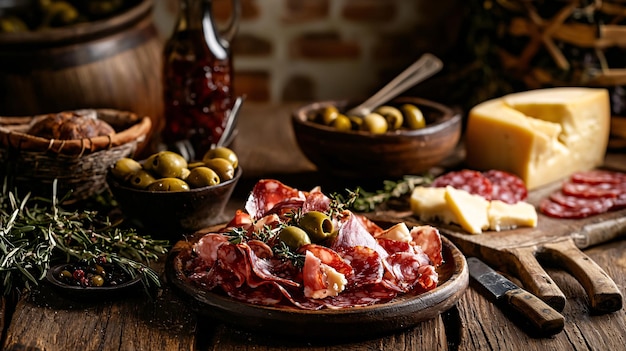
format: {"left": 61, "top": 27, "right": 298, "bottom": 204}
{"left": 154, "top": 0, "right": 464, "bottom": 103}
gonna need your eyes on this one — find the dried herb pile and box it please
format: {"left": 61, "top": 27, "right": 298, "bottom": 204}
{"left": 0, "top": 180, "right": 168, "bottom": 296}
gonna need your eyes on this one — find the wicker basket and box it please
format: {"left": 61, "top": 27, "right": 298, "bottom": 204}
{"left": 0, "top": 109, "right": 152, "bottom": 201}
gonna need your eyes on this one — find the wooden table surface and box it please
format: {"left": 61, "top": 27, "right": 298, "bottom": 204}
{"left": 2, "top": 103, "right": 625, "bottom": 351}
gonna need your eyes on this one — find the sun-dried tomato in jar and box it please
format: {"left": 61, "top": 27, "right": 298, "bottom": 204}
{"left": 162, "top": 0, "right": 240, "bottom": 159}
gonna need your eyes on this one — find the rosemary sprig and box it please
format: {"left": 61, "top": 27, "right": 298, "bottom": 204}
{"left": 347, "top": 175, "right": 433, "bottom": 212}
{"left": 0, "top": 180, "right": 169, "bottom": 296}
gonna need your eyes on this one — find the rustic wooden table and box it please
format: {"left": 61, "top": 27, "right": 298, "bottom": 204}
{"left": 2, "top": 103, "right": 625, "bottom": 351}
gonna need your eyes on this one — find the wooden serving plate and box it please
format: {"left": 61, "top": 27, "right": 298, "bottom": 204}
{"left": 165, "top": 225, "right": 468, "bottom": 340}
{"left": 369, "top": 177, "right": 626, "bottom": 314}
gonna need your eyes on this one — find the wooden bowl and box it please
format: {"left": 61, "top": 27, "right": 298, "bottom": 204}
{"left": 292, "top": 97, "right": 461, "bottom": 179}
{"left": 107, "top": 167, "right": 242, "bottom": 239}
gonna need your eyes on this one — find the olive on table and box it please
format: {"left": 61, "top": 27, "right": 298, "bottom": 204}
{"left": 111, "top": 158, "right": 142, "bottom": 181}
{"left": 402, "top": 104, "right": 426, "bottom": 129}
{"left": 128, "top": 169, "right": 156, "bottom": 189}
{"left": 298, "top": 211, "right": 334, "bottom": 242}
{"left": 147, "top": 178, "right": 190, "bottom": 192}
{"left": 278, "top": 226, "right": 311, "bottom": 250}
{"left": 144, "top": 151, "right": 188, "bottom": 178}
{"left": 202, "top": 146, "right": 239, "bottom": 169}
{"left": 204, "top": 158, "right": 235, "bottom": 181}
{"left": 362, "top": 112, "right": 388, "bottom": 134}
{"left": 187, "top": 167, "right": 220, "bottom": 188}
{"left": 375, "top": 106, "right": 404, "bottom": 130}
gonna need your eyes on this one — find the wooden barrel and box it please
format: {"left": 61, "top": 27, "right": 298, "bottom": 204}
{"left": 0, "top": 0, "right": 163, "bottom": 156}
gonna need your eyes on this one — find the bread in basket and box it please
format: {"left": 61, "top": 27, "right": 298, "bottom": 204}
{"left": 0, "top": 109, "right": 152, "bottom": 201}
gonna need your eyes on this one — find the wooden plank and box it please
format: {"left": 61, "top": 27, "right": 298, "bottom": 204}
{"left": 455, "top": 240, "right": 626, "bottom": 351}
{"left": 2, "top": 284, "right": 197, "bottom": 351}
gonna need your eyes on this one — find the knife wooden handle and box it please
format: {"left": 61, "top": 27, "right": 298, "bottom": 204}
{"left": 541, "top": 238, "right": 623, "bottom": 313}
{"left": 504, "top": 288, "right": 565, "bottom": 335}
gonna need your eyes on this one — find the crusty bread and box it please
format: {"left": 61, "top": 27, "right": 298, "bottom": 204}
{"left": 27, "top": 110, "right": 116, "bottom": 140}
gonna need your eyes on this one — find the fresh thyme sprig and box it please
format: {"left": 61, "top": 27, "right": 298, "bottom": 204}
{"left": 0, "top": 180, "right": 169, "bottom": 296}
{"left": 347, "top": 175, "right": 433, "bottom": 212}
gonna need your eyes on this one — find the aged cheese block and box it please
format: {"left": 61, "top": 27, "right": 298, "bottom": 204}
{"left": 465, "top": 88, "right": 610, "bottom": 189}
{"left": 444, "top": 186, "right": 490, "bottom": 234}
{"left": 487, "top": 200, "right": 537, "bottom": 232}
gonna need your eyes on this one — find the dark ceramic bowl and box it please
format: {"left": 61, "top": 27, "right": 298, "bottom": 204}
{"left": 292, "top": 97, "right": 461, "bottom": 179}
{"left": 46, "top": 263, "right": 142, "bottom": 301}
{"left": 107, "top": 167, "right": 241, "bottom": 239}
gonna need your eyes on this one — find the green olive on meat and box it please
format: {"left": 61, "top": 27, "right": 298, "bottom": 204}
{"left": 331, "top": 114, "right": 352, "bottom": 132}
{"left": 147, "top": 178, "right": 190, "bottom": 192}
{"left": 187, "top": 167, "right": 220, "bottom": 188}
{"left": 144, "top": 151, "right": 188, "bottom": 178}
{"left": 204, "top": 158, "right": 235, "bottom": 181}
{"left": 128, "top": 169, "right": 156, "bottom": 189}
{"left": 202, "top": 146, "right": 238, "bottom": 169}
{"left": 375, "top": 106, "right": 403, "bottom": 130}
{"left": 401, "top": 104, "right": 426, "bottom": 129}
{"left": 362, "top": 112, "right": 388, "bottom": 134}
{"left": 111, "top": 158, "right": 142, "bottom": 181}
{"left": 278, "top": 226, "right": 311, "bottom": 250}
{"left": 298, "top": 211, "right": 334, "bottom": 242}
{"left": 320, "top": 106, "right": 340, "bottom": 126}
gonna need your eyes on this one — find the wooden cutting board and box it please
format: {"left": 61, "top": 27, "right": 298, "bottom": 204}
{"left": 367, "top": 164, "right": 626, "bottom": 314}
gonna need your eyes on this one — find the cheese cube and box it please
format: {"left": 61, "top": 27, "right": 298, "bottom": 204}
{"left": 487, "top": 200, "right": 537, "bottom": 232}
{"left": 444, "top": 186, "right": 490, "bottom": 234}
{"left": 465, "top": 88, "right": 610, "bottom": 189}
{"left": 410, "top": 186, "right": 457, "bottom": 225}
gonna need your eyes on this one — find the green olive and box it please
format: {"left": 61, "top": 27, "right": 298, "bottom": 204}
{"left": 128, "top": 169, "right": 156, "bottom": 189}
{"left": 202, "top": 146, "right": 239, "bottom": 169}
{"left": 204, "top": 158, "right": 235, "bottom": 181}
{"left": 187, "top": 167, "right": 220, "bottom": 188}
{"left": 111, "top": 158, "right": 142, "bottom": 181}
{"left": 375, "top": 105, "right": 403, "bottom": 130}
{"left": 147, "top": 178, "right": 190, "bottom": 192}
{"left": 320, "top": 106, "right": 340, "bottom": 125}
{"left": 331, "top": 114, "right": 352, "bottom": 132}
{"left": 144, "top": 151, "right": 188, "bottom": 178}
{"left": 348, "top": 115, "right": 363, "bottom": 130}
{"left": 187, "top": 161, "right": 205, "bottom": 169}
{"left": 298, "top": 211, "right": 334, "bottom": 242}
{"left": 278, "top": 226, "right": 311, "bottom": 250}
{"left": 90, "top": 275, "right": 104, "bottom": 287}
{"left": 362, "top": 112, "right": 388, "bottom": 134}
{"left": 402, "top": 104, "right": 426, "bottom": 129}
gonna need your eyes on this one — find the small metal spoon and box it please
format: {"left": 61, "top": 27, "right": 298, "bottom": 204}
{"left": 215, "top": 95, "right": 245, "bottom": 148}
{"left": 345, "top": 53, "right": 443, "bottom": 117}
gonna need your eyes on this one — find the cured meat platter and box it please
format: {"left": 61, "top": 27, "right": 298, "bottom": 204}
{"left": 166, "top": 224, "right": 468, "bottom": 340}
{"left": 369, "top": 166, "right": 626, "bottom": 314}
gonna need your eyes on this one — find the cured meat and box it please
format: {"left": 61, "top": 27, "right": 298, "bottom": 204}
{"left": 539, "top": 197, "right": 614, "bottom": 219}
{"left": 185, "top": 179, "right": 443, "bottom": 310}
{"left": 245, "top": 179, "right": 306, "bottom": 219}
{"left": 570, "top": 170, "right": 626, "bottom": 185}
{"left": 431, "top": 169, "right": 493, "bottom": 200}
{"left": 483, "top": 169, "right": 527, "bottom": 204}
{"left": 562, "top": 181, "right": 624, "bottom": 199}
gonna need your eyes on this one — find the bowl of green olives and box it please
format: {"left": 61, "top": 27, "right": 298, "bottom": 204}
{"left": 106, "top": 147, "right": 241, "bottom": 238}
{"left": 292, "top": 97, "right": 461, "bottom": 179}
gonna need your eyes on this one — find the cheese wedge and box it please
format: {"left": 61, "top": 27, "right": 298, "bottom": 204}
{"left": 465, "top": 88, "right": 610, "bottom": 189}
{"left": 443, "top": 186, "right": 490, "bottom": 234}
{"left": 487, "top": 200, "right": 537, "bottom": 232}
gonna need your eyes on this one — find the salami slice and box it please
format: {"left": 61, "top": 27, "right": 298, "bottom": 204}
{"left": 245, "top": 179, "right": 306, "bottom": 219}
{"left": 539, "top": 197, "right": 614, "bottom": 219}
{"left": 570, "top": 170, "right": 626, "bottom": 185}
{"left": 483, "top": 170, "right": 528, "bottom": 204}
{"left": 339, "top": 246, "right": 383, "bottom": 286}
{"left": 562, "top": 181, "right": 623, "bottom": 199}
{"left": 431, "top": 170, "right": 493, "bottom": 200}
{"left": 323, "top": 283, "right": 397, "bottom": 309}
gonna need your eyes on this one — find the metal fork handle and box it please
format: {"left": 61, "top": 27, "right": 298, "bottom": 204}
{"left": 345, "top": 53, "right": 443, "bottom": 117}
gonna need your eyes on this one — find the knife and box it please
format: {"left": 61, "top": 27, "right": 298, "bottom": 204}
{"left": 467, "top": 257, "right": 565, "bottom": 336}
